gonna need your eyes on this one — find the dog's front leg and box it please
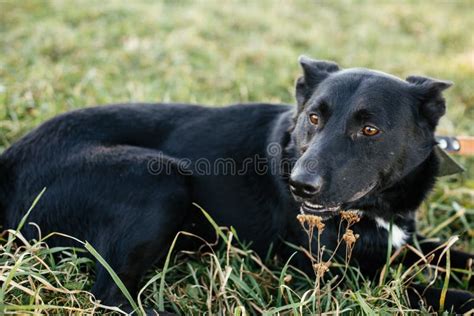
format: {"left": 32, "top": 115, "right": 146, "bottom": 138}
{"left": 406, "top": 283, "right": 474, "bottom": 314}
{"left": 402, "top": 234, "right": 474, "bottom": 313}
{"left": 404, "top": 234, "right": 473, "bottom": 285}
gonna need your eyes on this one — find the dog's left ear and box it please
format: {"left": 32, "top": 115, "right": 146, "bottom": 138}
{"left": 406, "top": 75, "right": 453, "bottom": 128}
{"left": 295, "top": 56, "right": 340, "bottom": 113}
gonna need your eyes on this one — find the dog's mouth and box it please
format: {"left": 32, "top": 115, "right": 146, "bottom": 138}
{"left": 300, "top": 201, "right": 341, "bottom": 218}
{"left": 297, "top": 182, "right": 377, "bottom": 220}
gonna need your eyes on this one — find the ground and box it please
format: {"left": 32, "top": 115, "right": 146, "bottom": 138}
{"left": 0, "top": 1, "right": 473, "bottom": 315}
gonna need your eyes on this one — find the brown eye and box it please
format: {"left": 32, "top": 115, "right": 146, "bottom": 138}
{"left": 309, "top": 114, "right": 319, "bottom": 125}
{"left": 361, "top": 125, "right": 380, "bottom": 136}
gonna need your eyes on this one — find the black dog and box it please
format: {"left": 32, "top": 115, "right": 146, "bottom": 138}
{"left": 0, "top": 56, "right": 472, "bottom": 313}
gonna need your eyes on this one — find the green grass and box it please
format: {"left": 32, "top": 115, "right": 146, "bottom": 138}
{"left": 0, "top": 1, "right": 473, "bottom": 314}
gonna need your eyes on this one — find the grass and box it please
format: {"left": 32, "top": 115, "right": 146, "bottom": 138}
{"left": 0, "top": 0, "right": 473, "bottom": 314}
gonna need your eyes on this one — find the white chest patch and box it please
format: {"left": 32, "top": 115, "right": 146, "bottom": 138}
{"left": 374, "top": 217, "right": 409, "bottom": 249}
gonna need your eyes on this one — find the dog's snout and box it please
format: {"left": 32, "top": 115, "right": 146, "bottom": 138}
{"left": 289, "top": 174, "right": 323, "bottom": 199}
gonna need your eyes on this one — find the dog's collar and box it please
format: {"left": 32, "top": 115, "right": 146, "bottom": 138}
{"left": 434, "top": 146, "right": 465, "bottom": 177}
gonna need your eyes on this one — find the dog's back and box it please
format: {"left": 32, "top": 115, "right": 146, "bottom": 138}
{"left": 0, "top": 103, "right": 293, "bottom": 242}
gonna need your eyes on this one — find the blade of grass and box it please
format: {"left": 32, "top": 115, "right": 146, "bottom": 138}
{"left": 193, "top": 202, "right": 228, "bottom": 243}
{"left": 228, "top": 273, "right": 265, "bottom": 306}
{"left": 0, "top": 253, "right": 27, "bottom": 305}
{"left": 380, "top": 219, "right": 393, "bottom": 286}
{"left": 353, "top": 292, "right": 375, "bottom": 316}
{"left": 84, "top": 242, "right": 138, "bottom": 314}
{"left": 15, "top": 187, "right": 46, "bottom": 234}
{"left": 426, "top": 207, "right": 465, "bottom": 238}
{"left": 5, "top": 188, "right": 47, "bottom": 254}
{"left": 158, "top": 231, "right": 182, "bottom": 311}
{"left": 439, "top": 248, "right": 450, "bottom": 312}
{"left": 276, "top": 252, "right": 297, "bottom": 306}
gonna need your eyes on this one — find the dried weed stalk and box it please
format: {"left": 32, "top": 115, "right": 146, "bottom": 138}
{"left": 297, "top": 209, "right": 361, "bottom": 312}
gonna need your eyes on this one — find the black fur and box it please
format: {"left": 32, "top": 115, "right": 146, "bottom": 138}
{"left": 0, "top": 57, "right": 472, "bottom": 313}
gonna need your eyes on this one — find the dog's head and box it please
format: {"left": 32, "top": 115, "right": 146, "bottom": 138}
{"left": 289, "top": 56, "right": 452, "bottom": 218}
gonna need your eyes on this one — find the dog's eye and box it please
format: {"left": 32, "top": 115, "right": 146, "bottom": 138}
{"left": 309, "top": 114, "right": 319, "bottom": 125}
{"left": 361, "top": 125, "right": 380, "bottom": 136}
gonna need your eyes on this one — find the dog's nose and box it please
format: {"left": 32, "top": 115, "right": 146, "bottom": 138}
{"left": 289, "top": 174, "right": 323, "bottom": 199}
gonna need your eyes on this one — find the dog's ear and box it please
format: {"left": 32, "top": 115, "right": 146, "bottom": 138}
{"left": 295, "top": 56, "right": 339, "bottom": 112}
{"left": 406, "top": 75, "right": 453, "bottom": 128}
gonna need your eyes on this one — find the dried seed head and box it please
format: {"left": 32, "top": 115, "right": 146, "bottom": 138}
{"left": 315, "top": 219, "right": 325, "bottom": 232}
{"left": 340, "top": 210, "right": 361, "bottom": 225}
{"left": 296, "top": 214, "right": 306, "bottom": 226}
{"left": 342, "top": 229, "right": 359, "bottom": 247}
{"left": 296, "top": 214, "right": 325, "bottom": 232}
{"left": 313, "top": 262, "right": 330, "bottom": 277}
{"left": 283, "top": 274, "right": 292, "bottom": 284}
